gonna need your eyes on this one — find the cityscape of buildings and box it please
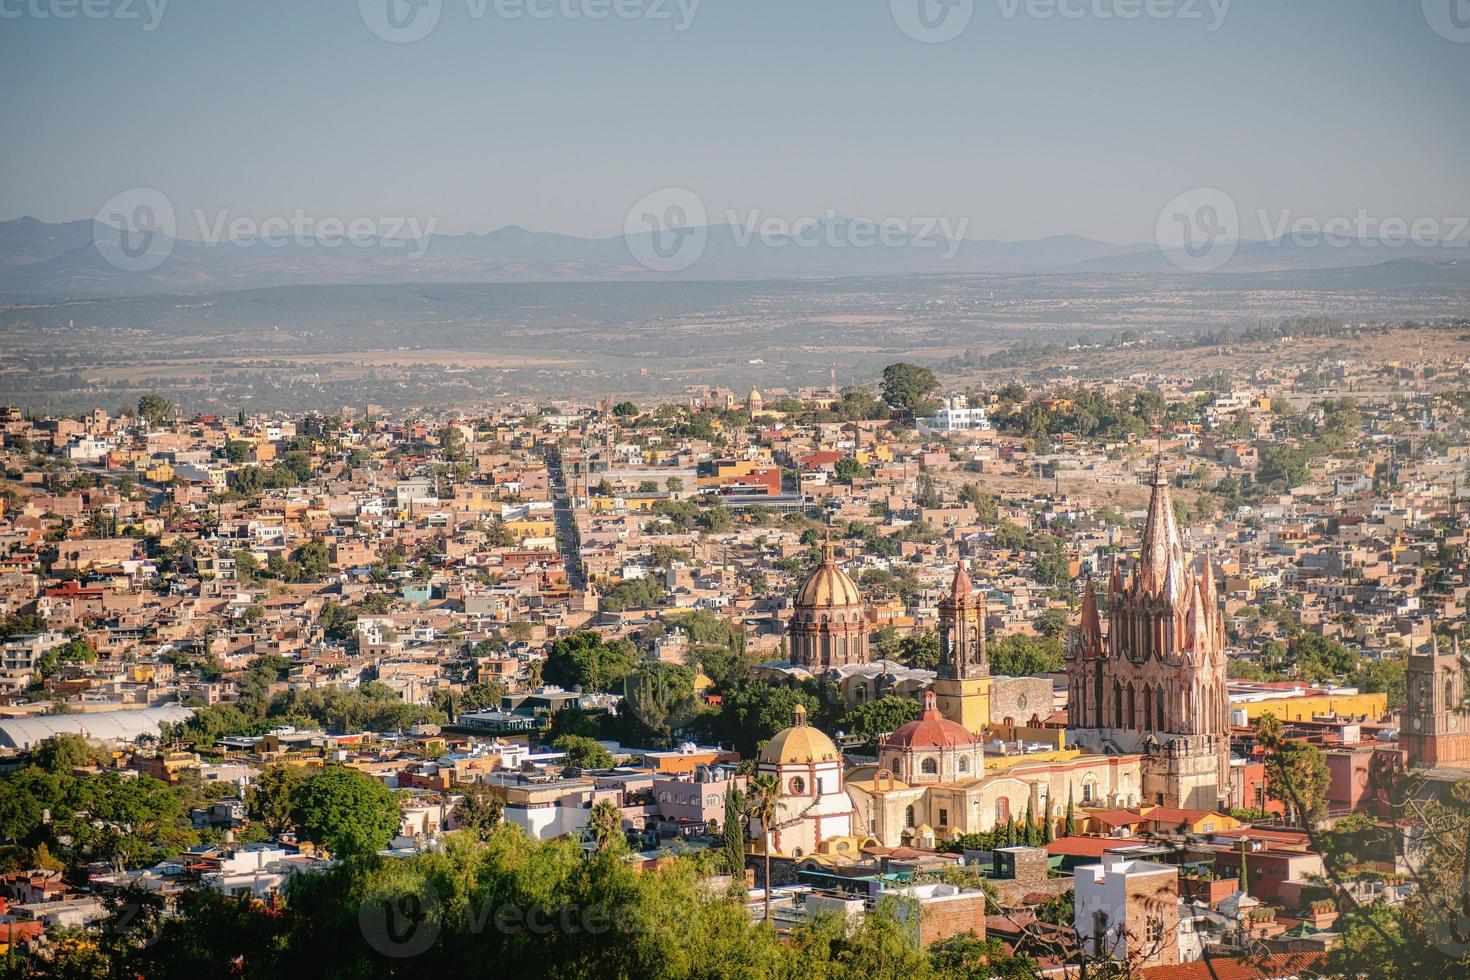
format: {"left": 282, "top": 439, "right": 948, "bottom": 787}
{"left": 0, "top": 336, "right": 1467, "bottom": 977}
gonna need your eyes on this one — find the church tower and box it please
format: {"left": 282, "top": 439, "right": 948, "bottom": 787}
{"left": 1404, "top": 629, "right": 1470, "bottom": 770}
{"left": 1066, "top": 458, "right": 1230, "bottom": 810}
{"left": 934, "top": 561, "right": 994, "bottom": 734}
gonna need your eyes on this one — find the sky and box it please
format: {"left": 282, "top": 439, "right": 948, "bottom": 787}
{"left": 1, "top": 0, "right": 1468, "bottom": 244}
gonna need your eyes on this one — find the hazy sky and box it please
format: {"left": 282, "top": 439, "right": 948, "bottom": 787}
{"left": 2, "top": 0, "right": 1468, "bottom": 243}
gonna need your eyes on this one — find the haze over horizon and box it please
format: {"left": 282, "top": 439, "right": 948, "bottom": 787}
{"left": 3, "top": 0, "right": 1468, "bottom": 245}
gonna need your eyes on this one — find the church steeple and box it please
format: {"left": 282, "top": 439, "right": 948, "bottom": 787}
{"left": 1066, "top": 457, "right": 1229, "bottom": 811}
{"left": 1139, "top": 456, "right": 1186, "bottom": 597}
{"left": 934, "top": 559, "right": 993, "bottom": 735}
{"left": 939, "top": 561, "right": 987, "bottom": 680}
{"left": 1405, "top": 621, "right": 1470, "bottom": 769}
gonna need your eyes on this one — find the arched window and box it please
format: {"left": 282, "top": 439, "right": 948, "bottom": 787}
{"left": 921, "top": 757, "right": 938, "bottom": 775}
{"left": 1141, "top": 685, "right": 1152, "bottom": 731}
{"left": 1126, "top": 683, "right": 1136, "bottom": 730}
{"left": 1113, "top": 680, "right": 1123, "bottom": 730}
{"left": 905, "top": 805, "right": 916, "bottom": 828}
{"left": 1447, "top": 678, "right": 1455, "bottom": 708}
{"left": 1156, "top": 686, "right": 1166, "bottom": 732}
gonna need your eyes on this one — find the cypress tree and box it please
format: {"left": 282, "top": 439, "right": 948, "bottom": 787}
{"left": 1065, "top": 785, "right": 1078, "bottom": 837}
{"left": 721, "top": 786, "right": 745, "bottom": 877}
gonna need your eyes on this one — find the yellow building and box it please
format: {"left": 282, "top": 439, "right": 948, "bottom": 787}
{"left": 1234, "top": 691, "right": 1387, "bottom": 725}
{"left": 142, "top": 460, "right": 174, "bottom": 483}
{"left": 933, "top": 564, "right": 993, "bottom": 735}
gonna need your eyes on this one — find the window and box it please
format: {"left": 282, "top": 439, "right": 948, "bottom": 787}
{"left": 921, "top": 757, "right": 938, "bottom": 775}
{"left": 939, "top": 808, "right": 949, "bottom": 826}
{"left": 706, "top": 795, "right": 719, "bottom": 808}
{"left": 659, "top": 792, "right": 670, "bottom": 803}
{"left": 957, "top": 756, "right": 969, "bottom": 774}
{"left": 905, "top": 805, "right": 916, "bottom": 828}
{"left": 995, "top": 798, "right": 1010, "bottom": 824}
{"left": 789, "top": 776, "right": 805, "bottom": 794}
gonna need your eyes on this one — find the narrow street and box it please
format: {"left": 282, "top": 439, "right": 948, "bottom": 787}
{"left": 544, "top": 448, "right": 585, "bottom": 591}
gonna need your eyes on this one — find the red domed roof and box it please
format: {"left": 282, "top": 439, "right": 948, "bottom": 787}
{"left": 884, "top": 691, "right": 977, "bottom": 749}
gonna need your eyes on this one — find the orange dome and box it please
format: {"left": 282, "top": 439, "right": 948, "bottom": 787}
{"left": 759, "top": 703, "right": 842, "bottom": 765}
{"left": 795, "top": 541, "right": 863, "bottom": 608}
{"left": 885, "top": 691, "right": 977, "bottom": 750}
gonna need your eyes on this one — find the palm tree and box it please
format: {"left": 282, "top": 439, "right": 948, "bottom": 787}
{"left": 745, "top": 773, "right": 782, "bottom": 924}
{"left": 588, "top": 799, "right": 622, "bottom": 852}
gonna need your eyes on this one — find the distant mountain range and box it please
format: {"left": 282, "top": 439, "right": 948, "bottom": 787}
{"left": 1, "top": 214, "right": 1467, "bottom": 298}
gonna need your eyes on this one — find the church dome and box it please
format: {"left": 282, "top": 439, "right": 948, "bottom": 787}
{"left": 759, "top": 704, "right": 841, "bottom": 765}
{"left": 885, "top": 691, "right": 977, "bottom": 750}
{"left": 795, "top": 542, "right": 863, "bottom": 608}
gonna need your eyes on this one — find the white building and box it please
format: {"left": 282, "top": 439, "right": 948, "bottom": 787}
{"left": 1074, "top": 852, "right": 1180, "bottom": 969}
{"left": 752, "top": 704, "right": 853, "bottom": 858}
{"left": 919, "top": 394, "right": 991, "bottom": 433}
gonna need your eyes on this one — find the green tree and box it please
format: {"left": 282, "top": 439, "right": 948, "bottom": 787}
{"left": 746, "top": 773, "right": 782, "bottom": 924}
{"left": 880, "top": 362, "right": 939, "bottom": 416}
{"left": 553, "top": 734, "right": 615, "bottom": 770}
{"left": 137, "top": 393, "right": 172, "bottom": 427}
{"left": 453, "top": 782, "right": 504, "bottom": 840}
{"left": 895, "top": 630, "right": 940, "bottom": 670}
{"left": 722, "top": 785, "right": 746, "bottom": 876}
{"left": 542, "top": 631, "right": 640, "bottom": 692}
{"left": 989, "top": 634, "right": 1065, "bottom": 676}
{"left": 246, "top": 763, "right": 306, "bottom": 837}
{"left": 839, "top": 696, "right": 921, "bottom": 747}
{"left": 1256, "top": 712, "right": 1329, "bottom": 826}
{"left": 622, "top": 662, "right": 702, "bottom": 742}
{"left": 833, "top": 456, "right": 869, "bottom": 485}
{"left": 588, "top": 799, "right": 624, "bottom": 853}
{"left": 289, "top": 765, "right": 400, "bottom": 858}
{"left": 1034, "top": 608, "right": 1070, "bottom": 639}
{"left": 34, "top": 732, "right": 93, "bottom": 773}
